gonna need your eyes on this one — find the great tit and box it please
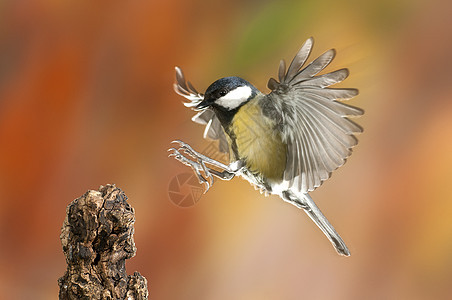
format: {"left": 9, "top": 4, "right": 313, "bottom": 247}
{"left": 169, "top": 37, "right": 363, "bottom": 256}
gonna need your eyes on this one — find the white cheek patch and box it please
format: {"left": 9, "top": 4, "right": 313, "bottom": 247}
{"left": 215, "top": 86, "right": 252, "bottom": 110}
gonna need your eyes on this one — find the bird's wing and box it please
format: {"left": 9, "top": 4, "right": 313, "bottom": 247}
{"left": 174, "top": 67, "right": 229, "bottom": 153}
{"left": 265, "top": 37, "right": 363, "bottom": 193}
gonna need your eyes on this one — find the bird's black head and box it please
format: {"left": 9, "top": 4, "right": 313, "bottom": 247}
{"left": 196, "top": 77, "right": 258, "bottom": 111}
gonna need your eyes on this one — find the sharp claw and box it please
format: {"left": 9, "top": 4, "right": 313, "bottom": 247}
{"left": 168, "top": 147, "right": 182, "bottom": 159}
{"left": 200, "top": 176, "right": 211, "bottom": 193}
{"left": 171, "top": 140, "right": 183, "bottom": 145}
{"left": 203, "top": 183, "right": 210, "bottom": 194}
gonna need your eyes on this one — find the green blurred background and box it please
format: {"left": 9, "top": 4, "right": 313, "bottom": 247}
{"left": 1, "top": 0, "right": 452, "bottom": 299}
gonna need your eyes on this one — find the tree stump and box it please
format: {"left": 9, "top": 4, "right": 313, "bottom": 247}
{"left": 58, "top": 184, "right": 149, "bottom": 299}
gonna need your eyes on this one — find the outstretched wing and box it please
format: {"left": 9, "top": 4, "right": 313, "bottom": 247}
{"left": 266, "top": 37, "right": 363, "bottom": 193}
{"left": 173, "top": 67, "right": 229, "bottom": 153}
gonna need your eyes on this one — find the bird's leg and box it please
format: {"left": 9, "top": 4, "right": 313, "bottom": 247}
{"left": 168, "top": 141, "right": 242, "bottom": 192}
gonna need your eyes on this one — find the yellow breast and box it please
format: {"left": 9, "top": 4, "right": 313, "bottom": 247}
{"left": 229, "top": 98, "right": 286, "bottom": 181}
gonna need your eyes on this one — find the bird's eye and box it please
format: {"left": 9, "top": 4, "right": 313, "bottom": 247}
{"left": 219, "top": 89, "right": 227, "bottom": 97}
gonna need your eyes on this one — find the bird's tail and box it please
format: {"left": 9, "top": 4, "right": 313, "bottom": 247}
{"left": 283, "top": 191, "right": 350, "bottom": 256}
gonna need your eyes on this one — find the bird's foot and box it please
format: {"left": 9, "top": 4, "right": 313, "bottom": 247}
{"left": 168, "top": 144, "right": 214, "bottom": 193}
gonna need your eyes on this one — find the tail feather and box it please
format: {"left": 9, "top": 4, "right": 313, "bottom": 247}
{"left": 283, "top": 191, "right": 350, "bottom": 256}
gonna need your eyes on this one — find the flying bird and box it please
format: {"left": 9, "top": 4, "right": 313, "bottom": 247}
{"left": 169, "top": 37, "right": 363, "bottom": 256}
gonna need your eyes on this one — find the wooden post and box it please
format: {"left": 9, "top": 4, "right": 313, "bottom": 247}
{"left": 58, "top": 184, "right": 148, "bottom": 299}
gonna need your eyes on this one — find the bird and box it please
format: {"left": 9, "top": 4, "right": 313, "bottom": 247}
{"left": 168, "top": 37, "right": 363, "bottom": 256}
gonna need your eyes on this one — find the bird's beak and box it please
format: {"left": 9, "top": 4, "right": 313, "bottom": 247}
{"left": 196, "top": 99, "right": 210, "bottom": 109}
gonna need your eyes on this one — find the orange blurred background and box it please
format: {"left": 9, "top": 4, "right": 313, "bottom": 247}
{"left": 1, "top": 0, "right": 452, "bottom": 299}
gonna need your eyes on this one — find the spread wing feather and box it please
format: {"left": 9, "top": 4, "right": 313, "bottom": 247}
{"left": 266, "top": 37, "right": 363, "bottom": 193}
{"left": 174, "top": 67, "right": 229, "bottom": 153}
{"left": 290, "top": 49, "right": 336, "bottom": 84}
{"left": 285, "top": 38, "right": 313, "bottom": 81}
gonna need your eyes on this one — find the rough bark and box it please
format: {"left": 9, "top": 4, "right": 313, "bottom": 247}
{"left": 58, "top": 184, "right": 149, "bottom": 299}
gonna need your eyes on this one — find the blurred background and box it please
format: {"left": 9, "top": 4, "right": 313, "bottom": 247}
{"left": 1, "top": 0, "right": 452, "bottom": 299}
